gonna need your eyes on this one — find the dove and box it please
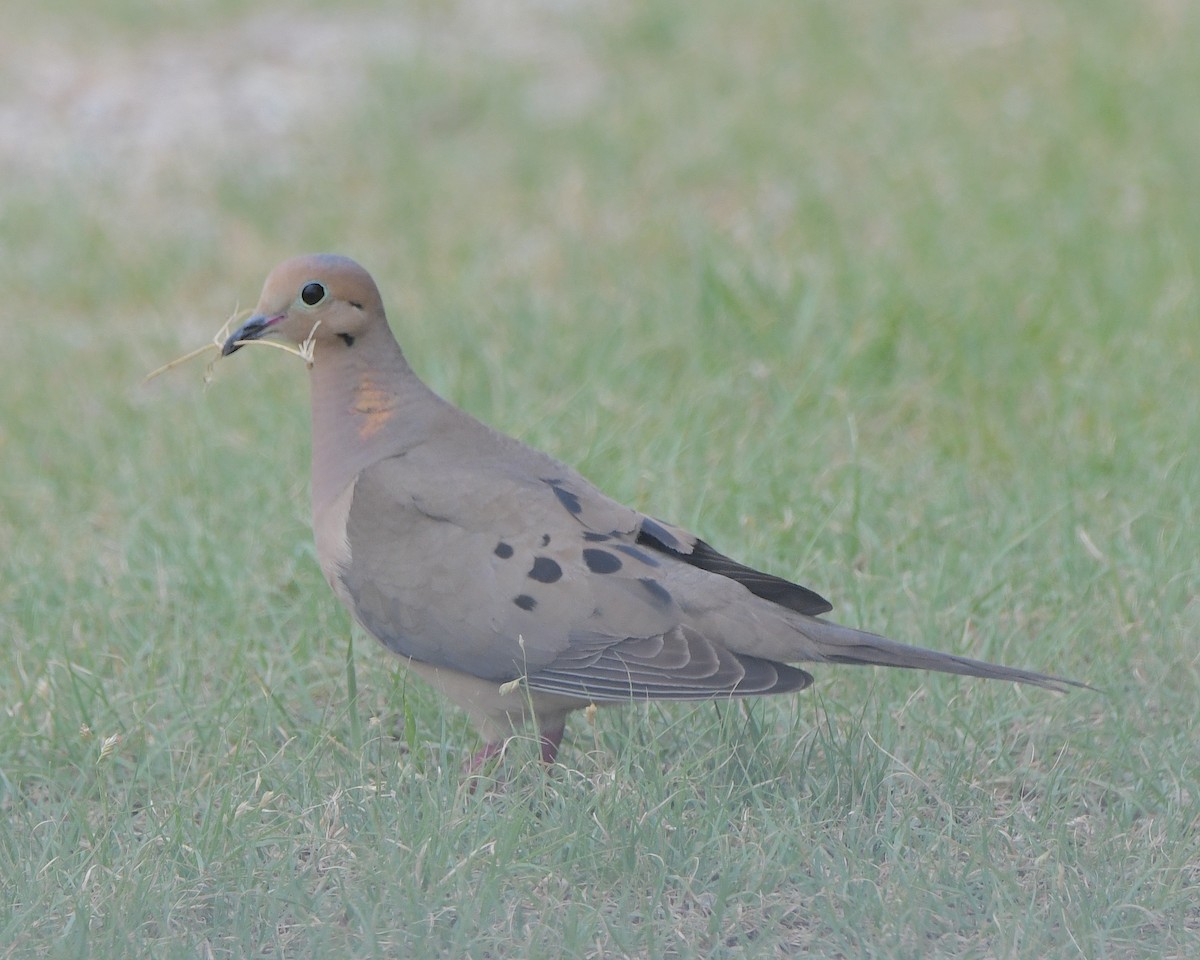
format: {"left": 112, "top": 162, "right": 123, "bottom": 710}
{"left": 221, "top": 254, "right": 1086, "bottom": 771}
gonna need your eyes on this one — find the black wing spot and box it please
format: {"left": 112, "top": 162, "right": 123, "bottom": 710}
{"left": 686, "top": 538, "right": 832, "bottom": 614}
{"left": 583, "top": 549, "right": 622, "bottom": 574}
{"left": 614, "top": 544, "right": 660, "bottom": 567}
{"left": 583, "top": 531, "right": 612, "bottom": 542}
{"left": 547, "top": 480, "right": 583, "bottom": 516}
{"left": 338, "top": 333, "right": 356, "bottom": 347}
{"left": 528, "top": 556, "right": 563, "bottom": 583}
{"left": 513, "top": 594, "right": 537, "bottom": 611}
{"left": 639, "top": 577, "right": 672, "bottom": 606}
{"left": 638, "top": 517, "right": 685, "bottom": 551}
{"left": 638, "top": 531, "right": 833, "bottom": 616}
{"left": 541, "top": 533, "right": 551, "bottom": 546}
{"left": 494, "top": 542, "right": 514, "bottom": 559}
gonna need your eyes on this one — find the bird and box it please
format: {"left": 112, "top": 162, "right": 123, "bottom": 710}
{"left": 220, "top": 253, "right": 1086, "bottom": 771}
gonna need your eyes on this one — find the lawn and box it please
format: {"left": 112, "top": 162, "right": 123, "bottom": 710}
{"left": 2, "top": 1, "right": 1197, "bottom": 957}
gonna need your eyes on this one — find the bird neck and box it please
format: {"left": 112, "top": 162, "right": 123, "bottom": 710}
{"left": 306, "top": 323, "right": 436, "bottom": 516}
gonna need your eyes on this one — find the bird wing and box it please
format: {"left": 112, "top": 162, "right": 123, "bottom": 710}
{"left": 336, "top": 445, "right": 812, "bottom": 701}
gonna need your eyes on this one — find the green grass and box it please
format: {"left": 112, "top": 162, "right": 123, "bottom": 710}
{"left": 3, "top": 0, "right": 1198, "bottom": 956}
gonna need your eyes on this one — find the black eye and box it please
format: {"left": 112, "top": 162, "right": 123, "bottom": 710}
{"left": 300, "top": 282, "right": 326, "bottom": 306}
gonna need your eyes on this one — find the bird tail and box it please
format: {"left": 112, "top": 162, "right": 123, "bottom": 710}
{"left": 799, "top": 618, "right": 1090, "bottom": 692}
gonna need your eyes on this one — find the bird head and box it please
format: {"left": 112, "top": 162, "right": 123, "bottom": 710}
{"left": 222, "top": 254, "right": 384, "bottom": 357}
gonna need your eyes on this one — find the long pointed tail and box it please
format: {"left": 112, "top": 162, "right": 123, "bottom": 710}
{"left": 801, "top": 618, "right": 1091, "bottom": 692}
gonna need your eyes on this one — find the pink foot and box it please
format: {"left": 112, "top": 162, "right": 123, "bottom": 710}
{"left": 539, "top": 725, "right": 565, "bottom": 765}
{"left": 464, "top": 740, "right": 505, "bottom": 793}
{"left": 465, "top": 739, "right": 505, "bottom": 775}
{"left": 463, "top": 726, "right": 566, "bottom": 790}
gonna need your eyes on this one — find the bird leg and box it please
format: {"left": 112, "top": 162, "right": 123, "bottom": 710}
{"left": 539, "top": 724, "right": 565, "bottom": 765}
{"left": 463, "top": 723, "right": 565, "bottom": 786}
{"left": 465, "top": 739, "right": 506, "bottom": 776}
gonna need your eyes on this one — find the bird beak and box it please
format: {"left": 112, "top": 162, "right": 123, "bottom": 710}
{"left": 222, "top": 314, "right": 279, "bottom": 356}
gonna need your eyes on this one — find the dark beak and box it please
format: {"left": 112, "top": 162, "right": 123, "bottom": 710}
{"left": 222, "top": 314, "right": 275, "bottom": 356}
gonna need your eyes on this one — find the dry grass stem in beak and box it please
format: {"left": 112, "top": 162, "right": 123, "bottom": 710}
{"left": 144, "top": 311, "right": 318, "bottom": 384}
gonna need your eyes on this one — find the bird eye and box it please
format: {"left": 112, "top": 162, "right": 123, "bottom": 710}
{"left": 300, "top": 282, "right": 326, "bottom": 306}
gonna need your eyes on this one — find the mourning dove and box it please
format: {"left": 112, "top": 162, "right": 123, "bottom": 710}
{"left": 221, "top": 254, "right": 1086, "bottom": 770}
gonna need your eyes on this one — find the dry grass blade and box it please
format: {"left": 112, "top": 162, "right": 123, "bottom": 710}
{"left": 142, "top": 341, "right": 222, "bottom": 384}
{"left": 144, "top": 309, "right": 319, "bottom": 385}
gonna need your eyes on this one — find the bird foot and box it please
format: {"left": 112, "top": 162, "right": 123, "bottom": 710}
{"left": 463, "top": 726, "right": 565, "bottom": 791}
{"left": 465, "top": 740, "right": 506, "bottom": 776}
{"left": 538, "top": 725, "right": 565, "bottom": 765}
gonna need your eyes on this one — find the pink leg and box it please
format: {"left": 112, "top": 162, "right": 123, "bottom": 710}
{"left": 465, "top": 739, "right": 506, "bottom": 776}
{"left": 539, "top": 724, "right": 565, "bottom": 765}
{"left": 463, "top": 725, "right": 565, "bottom": 790}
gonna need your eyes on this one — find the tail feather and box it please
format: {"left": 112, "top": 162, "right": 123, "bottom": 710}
{"left": 801, "top": 618, "right": 1090, "bottom": 692}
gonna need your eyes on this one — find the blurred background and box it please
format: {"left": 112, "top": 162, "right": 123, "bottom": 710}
{"left": 2, "top": 1, "right": 1197, "bottom": 956}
